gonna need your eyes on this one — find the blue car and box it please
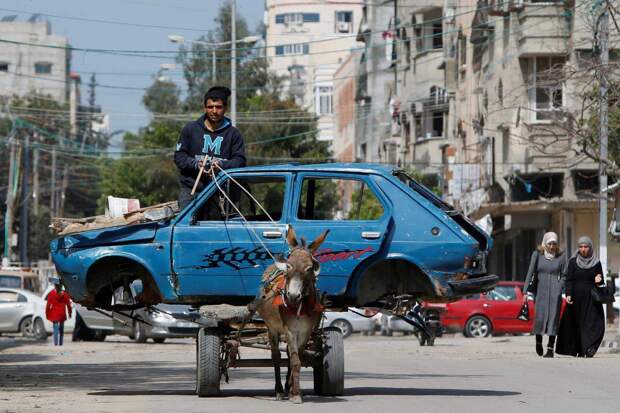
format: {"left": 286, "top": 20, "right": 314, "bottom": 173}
{"left": 50, "top": 163, "right": 497, "bottom": 310}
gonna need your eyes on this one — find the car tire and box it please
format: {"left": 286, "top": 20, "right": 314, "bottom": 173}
{"left": 133, "top": 320, "right": 147, "bottom": 343}
{"left": 330, "top": 319, "right": 353, "bottom": 338}
{"left": 313, "top": 327, "right": 344, "bottom": 396}
{"left": 417, "top": 333, "right": 426, "bottom": 346}
{"left": 153, "top": 338, "right": 166, "bottom": 344}
{"left": 20, "top": 316, "right": 35, "bottom": 338}
{"left": 196, "top": 328, "right": 221, "bottom": 397}
{"left": 33, "top": 319, "right": 47, "bottom": 341}
{"left": 464, "top": 316, "right": 492, "bottom": 338}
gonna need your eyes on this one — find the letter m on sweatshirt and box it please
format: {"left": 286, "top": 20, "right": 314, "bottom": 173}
{"left": 202, "top": 135, "right": 223, "bottom": 156}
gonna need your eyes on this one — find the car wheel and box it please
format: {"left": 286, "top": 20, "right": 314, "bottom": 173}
{"left": 33, "top": 319, "right": 47, "bottom": 341}
{"left": 330, "top": 319, "right": 353, "bottom": 338}
{"left": 464, "top": 316, "right": 492, "bottom": 338}
{"left": 313, "top": 327, "right": 344, "bottom": 396}
{"left": 20, "top": 317, "right": 35, "bottom": 338}
{"left": 133, "top": 320, "right": 147, "bottom": 343}
{"left": 417, "top": 333, "right": 426, "bottom": 346}
{"left": 153, "top": 338, "right": 166, "bottom": 344}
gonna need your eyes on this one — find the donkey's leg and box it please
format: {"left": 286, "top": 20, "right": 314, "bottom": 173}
{"left": 285, "top": 330, "right": 303, "bottom": 404}
{"left": 269, "top": 332, "right": 285, "bottom": 400}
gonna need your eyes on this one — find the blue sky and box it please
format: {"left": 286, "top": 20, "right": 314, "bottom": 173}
{"left": 0, "top": 0, "right": 265, "bottom": 134}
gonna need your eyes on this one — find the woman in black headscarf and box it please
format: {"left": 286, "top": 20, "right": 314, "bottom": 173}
{"left": 556, "top": 236, "right": 606, "bottom": 357}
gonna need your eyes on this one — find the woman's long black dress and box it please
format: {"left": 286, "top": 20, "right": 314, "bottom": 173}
{"left": 556, "top": 259, "right": 605, "bottom": 357}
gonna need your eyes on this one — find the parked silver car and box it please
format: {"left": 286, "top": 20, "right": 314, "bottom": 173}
{"left": 322, "top": 308, "right": 377, "bottom": 338}
{"left": 0, "top": 288, "right": 49, "bottom": 339}
{"left": 74, "top": 303, "right": 199, "bottom": 343}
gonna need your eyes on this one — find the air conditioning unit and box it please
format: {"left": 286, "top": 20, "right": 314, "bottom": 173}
{"left": 337, "top": 21, "right": 350, "bottom": 33}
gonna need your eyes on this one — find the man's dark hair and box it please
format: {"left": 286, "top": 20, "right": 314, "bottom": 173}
{"left": 204, "top": 86, "right": 231, "bottom": 106}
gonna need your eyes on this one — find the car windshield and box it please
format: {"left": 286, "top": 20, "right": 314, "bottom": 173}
{"left": 0, "top": 275, "right": 21, "bottom": 289}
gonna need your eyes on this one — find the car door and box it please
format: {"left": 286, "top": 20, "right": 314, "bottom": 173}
{"left": 0, "top": 290, "right": 27, "bottom": 331}
{"left": 172, "top": 172, "right": 291, "bottom": 297}
{"left": 483, "top": 285, "right": 519, "bottom": 332}
{"left": 290, "top": 173, "right": 391, "bottom": 296}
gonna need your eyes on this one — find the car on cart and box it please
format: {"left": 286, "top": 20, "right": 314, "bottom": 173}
{"left": 50, "top": 163, "right": 497, "bottom": 397}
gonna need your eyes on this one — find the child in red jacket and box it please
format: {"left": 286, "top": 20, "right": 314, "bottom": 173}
{"left": 46, "top": 281, "right": 72, "bottom": 346}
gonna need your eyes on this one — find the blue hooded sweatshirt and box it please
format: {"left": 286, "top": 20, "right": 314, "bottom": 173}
{"left": 174, "top": 114, "right": 246, "bottom": 191}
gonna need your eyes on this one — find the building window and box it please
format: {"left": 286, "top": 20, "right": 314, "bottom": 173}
{"left": 498, "top": 79, "right": 503, "bottom": 106}
{"left": 34, "top": 62, "right": 52, "bottom": 74}
{"left": 529, "top": 56, "right": 565, "bottom": 121}
{"left": 335, "top": 11, "right": 353, "bottom": 33}
{"left": 0, "top": 62, "right": 8, "bottom": 72}
{"left": 275, "top": 43, "right": 309, "bottom": 56}
{"left": 432, "top": 112, "right": 444, "bottom": 137}
{"left": 432, "top": 23, "right": 443, "bottom": 49}
{"left": 276, "top": 13, "right": 319, "bottom": 24}
{"left": 316, "top": 86, "right": 333, "bottom": 115}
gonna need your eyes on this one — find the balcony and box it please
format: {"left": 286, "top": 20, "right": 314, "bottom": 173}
{"left": 516, "top": 3, "right": 570, "bottom": 57}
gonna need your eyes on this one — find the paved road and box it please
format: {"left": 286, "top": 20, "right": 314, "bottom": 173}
{"left": 1, "top": 332, "right": 619, "bottom": 413}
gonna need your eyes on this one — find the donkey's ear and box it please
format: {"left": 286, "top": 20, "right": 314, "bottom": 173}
{"left": 287, "top": 225, "right": 299, "bottom": 248}
{"left": 308, "top": 229, "right": 330, "bottom": 254}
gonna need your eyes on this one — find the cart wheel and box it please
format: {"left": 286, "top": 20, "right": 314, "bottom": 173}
{"left": 313, "top": 326, "right": 344, "bottom": 396}
{"left": 427, "top": 336, "right": 435, "bottom": 346}
{"left": 196, "top": 328, "right": 221, "bottom": 397}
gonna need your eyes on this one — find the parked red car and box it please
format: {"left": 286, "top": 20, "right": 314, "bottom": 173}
{"left": 425, "top": 281, "right": 535, "bottom": 337}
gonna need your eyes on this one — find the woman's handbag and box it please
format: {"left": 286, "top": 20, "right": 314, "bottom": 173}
{"left": 591, "top": 285, "right": 616, "bottom": 304}
{"left": 526, "top": 252, "right": 540, "bottom": 296}
{"left": 517, "top": 300, "right": 530, "bottom": 321}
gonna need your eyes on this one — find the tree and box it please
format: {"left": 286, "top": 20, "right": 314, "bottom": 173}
{"left": 142, "top": 77, "right": 181, "bottom": 114}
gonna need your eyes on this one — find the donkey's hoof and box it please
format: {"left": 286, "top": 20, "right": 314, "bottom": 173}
{"left": 276, "top": 392, "right": 285, "bottom": 401}
{"left": 290, "top": 395, "right": 302, "bottom": 404}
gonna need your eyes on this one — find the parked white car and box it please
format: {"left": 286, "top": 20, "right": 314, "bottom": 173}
{"left": 0, "top": 287, "right": 73, "bottom": 339}
{"left": 323, "top": 308, "right": 377, "bottom": 338}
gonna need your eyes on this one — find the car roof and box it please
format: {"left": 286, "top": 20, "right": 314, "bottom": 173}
{"left": 225, "top": 162, "right": 397, "bottom": 175}
{"left": 0, "top": 287, "right": 40, "bottom": 300}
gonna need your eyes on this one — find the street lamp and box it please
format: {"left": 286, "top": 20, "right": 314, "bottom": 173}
{"left": 168, "top": 32, "right": 259, "bottom": 125}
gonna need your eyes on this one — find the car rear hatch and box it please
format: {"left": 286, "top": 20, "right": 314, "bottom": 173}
{"left": 393, "top": 171, "right": 491, "bottom": 251}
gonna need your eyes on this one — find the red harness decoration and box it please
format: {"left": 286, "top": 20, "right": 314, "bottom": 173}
{"left": 267, "top": 273, "right": 324, "bottom": 316}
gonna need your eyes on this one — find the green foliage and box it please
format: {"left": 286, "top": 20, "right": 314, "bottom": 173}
{"left": 142, "top": 79, "right": 181, "bottom": 114}
{"left": 348, "top": 185, "right": 384, "bottom": 220}
{"left": 404, "top": 167, "right": 442, "bottom": 196}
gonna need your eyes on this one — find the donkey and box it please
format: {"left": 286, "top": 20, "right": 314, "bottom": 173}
{"left": 255, "top": 226, "right": 329, "bottom": 403}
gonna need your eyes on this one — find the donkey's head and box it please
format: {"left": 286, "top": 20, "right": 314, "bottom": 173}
{"left": 281, "top": 226, "right": 329, "bottom": 307}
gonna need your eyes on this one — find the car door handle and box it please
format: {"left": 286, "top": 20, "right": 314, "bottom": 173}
{"left": 361, "top": 231, "right": 381, "bottom": 239}
{"left": 483, "top": 303, "right": 490, "bottom": 308}
{"left": 262, "top": 231, "right": 283, "bottom": 239}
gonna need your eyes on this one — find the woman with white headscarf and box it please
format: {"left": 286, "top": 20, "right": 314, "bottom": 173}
{"left": 556, "top": 236, "right": 605, "bottom": 357}
{"left": 523, "top": 231, "right": 567, "bottom": 357}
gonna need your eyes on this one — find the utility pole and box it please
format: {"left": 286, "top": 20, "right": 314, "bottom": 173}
{"left": 19, "top": 133, "right": 30, "bottom": 266}
{"left": 32, "top": 139, "right": 39, "bottom": 215}
{"left": 231, "top": 0, "right": 237, "bottom": 125}
{"left": 50, "top": 148, "right": 56, "bottom": 218}
{"left": 61, "top": 74, "right": 79, "bottom": 216}
{"left": 598, "top": 4, "right": 609, "bottom": 282}
{"left": 4, "top": 141, "right": 17, "bottom": 260}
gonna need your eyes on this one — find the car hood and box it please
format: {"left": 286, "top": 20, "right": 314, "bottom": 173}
{"left": 50, "top": 222, "right": 158, "bottom": 252}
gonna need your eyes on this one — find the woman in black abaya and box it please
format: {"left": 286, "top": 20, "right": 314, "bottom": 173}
{"left": 556, "top": 236, "right": 605, "bottom": 357}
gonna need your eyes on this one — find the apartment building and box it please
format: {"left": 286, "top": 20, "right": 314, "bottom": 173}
{"left": 0, "top": 15, "right": 70, "bottom": 103}
{"left": 441, "top": 0, "right": 620, "bottom": 279}
{"left": 265, "top": 0, "right": 363, "bottom": 142}
{"left": 353, "top": 0, "right": 398, "bottom": 163}
{"left": 333, "top": 50, "right": 360, "bottom": 162}
{"left": 394, "top": 0, "right": 449, "bottom": 181}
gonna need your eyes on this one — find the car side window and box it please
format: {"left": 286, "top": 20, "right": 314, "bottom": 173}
{"left": 0, "top": 291, "right": 19, "bottom": 303}
{"left": 196, "top": 176, "right": 286, "bottom": 222}
{"left": 17, "top": 293, "right": 27, "bottom": 303}
{"left": 488, "top": 286, "right": 517, "bottom": 301}
{"left": 297, "top": 177, "right": 384, "bottom": 220}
